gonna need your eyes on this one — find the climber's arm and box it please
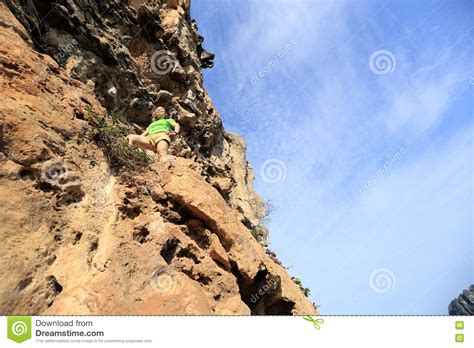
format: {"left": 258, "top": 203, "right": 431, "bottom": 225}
{"left": 169, "top": 120, "right": 180, "bottom": 137}
{"left": 173, "top": 121, "right": 180, "bottom": 134}
{"left": 141, "top": 130, "right": 148, "bottom": 136}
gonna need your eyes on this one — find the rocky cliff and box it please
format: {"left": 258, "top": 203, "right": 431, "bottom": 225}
{"left": 0, "top": 0, "right": 317, "bottom": 315}
{"left": 449, "top": 285, "right": 474, "bottom": 316}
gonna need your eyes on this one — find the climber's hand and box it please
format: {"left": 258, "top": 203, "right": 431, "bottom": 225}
{"left": 169, "top": 131, "right": 177, "bottom": 138}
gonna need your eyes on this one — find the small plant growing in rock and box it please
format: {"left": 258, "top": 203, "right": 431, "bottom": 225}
{"left": 265, "top": 248, "right": 285, "bottom": 268}
{"left": 249, "top": 200, "right": 275, "bottom": 245}
{"left": 291, "top": 276, "right": 311, "bottom": 297}
{"left": 86, "top": 106, "right": 152, "bottom": 171}
{"left": 264, "top": 249, "right": 314, "bottom": 300}
{"left": 260, "top": 199, "right": 277, "bottom": 225}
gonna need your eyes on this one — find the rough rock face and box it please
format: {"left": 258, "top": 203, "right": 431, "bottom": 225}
{"left": 449, "top": 285, "right": 474, "bottom": 316}
{"left": 0, "top": 0, "right": 317, "bottom": 315}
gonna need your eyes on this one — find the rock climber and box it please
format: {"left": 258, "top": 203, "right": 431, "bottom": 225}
{"left": 127, "top": 106, "right": 180, "bottom": 165}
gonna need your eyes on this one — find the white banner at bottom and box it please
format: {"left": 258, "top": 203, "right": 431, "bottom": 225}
{"left": 0, "top": 316, "right": 470, "bottom": 347}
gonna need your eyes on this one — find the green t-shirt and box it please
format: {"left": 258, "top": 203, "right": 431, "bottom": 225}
{"left": 146, "top": 118, "right": 176, "bottom": 135}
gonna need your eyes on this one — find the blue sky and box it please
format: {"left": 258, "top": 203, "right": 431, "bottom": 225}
{"left": 190, "top": 0, "right": 473, "bottom": 314}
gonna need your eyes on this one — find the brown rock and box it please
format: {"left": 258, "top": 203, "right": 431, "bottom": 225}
{"left": 214, "top": 295, "right": 251, "bottom": 315}
{"left": 178, "top": 111, "right": 197, "bottom": 128}
{"left": 149, "top": 183, "right": 167, "bottom": 201}
{"left": 0, "top": 0, "right": 318, "bottom": 316}
{"left": 209, "top": 234, "right": 231, "bottom": 271}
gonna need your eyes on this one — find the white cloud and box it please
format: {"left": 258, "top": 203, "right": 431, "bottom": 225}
{"left": 195, "top": 0, "right": 473, "bottom": 313}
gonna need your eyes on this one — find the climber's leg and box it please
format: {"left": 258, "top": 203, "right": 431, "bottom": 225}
{"left": 128, "top": 134, "right": 155, "bottom": 151}
{"left": 156, "top": 140, "right": 170, "bottom": 163}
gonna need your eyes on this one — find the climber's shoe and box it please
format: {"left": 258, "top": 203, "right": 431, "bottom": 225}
{"left": 154, "top": 158, "right": 171, "bottom": 173}
{"left": 161, "top": 160, "right": 172, "bottom": 170}
{"left": 168, "top": 155, "right": 176, "bottom": 168}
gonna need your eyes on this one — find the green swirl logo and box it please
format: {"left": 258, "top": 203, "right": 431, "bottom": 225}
{"left": 7, "top": 316, "right": 32, "bottom": 343}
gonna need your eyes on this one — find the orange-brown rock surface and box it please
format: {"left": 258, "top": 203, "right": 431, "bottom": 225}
{"left": 0, "top": 0, "right": 317, "bottom": 315}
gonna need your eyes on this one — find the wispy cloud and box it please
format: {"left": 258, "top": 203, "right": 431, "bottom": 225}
{"left": 192, "top": 0, "right": 473, "bottom": 314}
